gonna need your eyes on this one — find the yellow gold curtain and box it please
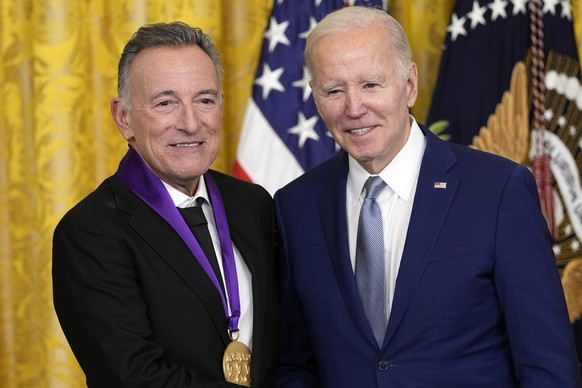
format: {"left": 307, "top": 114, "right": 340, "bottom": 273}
{"left": 390, "top": 0, "right": 456, "bottom": 122}
{"left": 0, "top": 1, "right": 273, "bottom": 386}
{"left": 3, "top": 1, "right": 580, "bottom": 387}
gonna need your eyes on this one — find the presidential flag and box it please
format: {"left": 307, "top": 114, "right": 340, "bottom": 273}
{"left": 427, "top": 0, "right": 579, "bottom": 146}
{"left": 427, "top": 0, "right": 582, "bottom": 358}
{"left": 233, "top": 0, "right": 388, "bottom": 195}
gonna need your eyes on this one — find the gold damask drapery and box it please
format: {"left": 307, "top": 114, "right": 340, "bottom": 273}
{"left": 0, "top": 1, "right": 274, "bottom": 386}
{"left": 5, "top": 0, "right": 576, "bottom": 387}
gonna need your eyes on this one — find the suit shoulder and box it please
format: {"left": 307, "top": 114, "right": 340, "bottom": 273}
{"left": 207, "top": 170, "right": 272, "bottom": 202}
{"left": 449, "top": 141, "right": 516, "bottom": 165}
{"left": 448, "top": 141, "right": 523, "bottom": 178}
{"left": 55, "top": 176, "right": 127, "bottom": 229}
{"left": 277, "top": 153, "right": 346, "bottom": 195}
{"left": 62, "top": 176, "right": 114, "bottom": 211}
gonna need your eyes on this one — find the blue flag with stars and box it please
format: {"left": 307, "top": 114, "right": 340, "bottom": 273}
{"left": 427, "top": 0, "right": 578, "bottom": 146}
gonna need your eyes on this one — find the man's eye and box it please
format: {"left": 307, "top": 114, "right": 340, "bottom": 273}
{"left": 364, "top": 83, "right": 378, "bottom": 89}
{"left": 157, "top": 100, "right": 172, "bottom": 107}
{"left": 199, "top": 98, "right": 215, "bottom": 105}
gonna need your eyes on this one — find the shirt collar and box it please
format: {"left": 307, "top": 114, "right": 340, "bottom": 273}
{"left": 162, "top": 175, "right": 210, "bottom": 208}
{"left": 348, "top": 116, "right": 426, "bottom": 204}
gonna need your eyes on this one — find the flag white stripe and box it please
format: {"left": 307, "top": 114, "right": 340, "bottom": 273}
{"left": 236, "top": 99, "right": 304, "bottom": 195}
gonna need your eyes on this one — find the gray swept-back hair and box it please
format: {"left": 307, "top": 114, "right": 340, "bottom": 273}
{"left": 305, "top": 6, "right": 412, "bottom": 81}
{"left": 117, "top": 21, "right": 223, "bottom": 109}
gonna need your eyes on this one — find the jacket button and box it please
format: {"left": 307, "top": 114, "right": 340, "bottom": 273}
{"left": 378, "top": 361, "right": 390, "bottom": 371}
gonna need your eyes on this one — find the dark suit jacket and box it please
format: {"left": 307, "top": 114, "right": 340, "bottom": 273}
{"left": 274, "top": 125, "right": 581, "bottom": 387}
{"left": 53, "top": 169, "right": 278, "bottom": 387}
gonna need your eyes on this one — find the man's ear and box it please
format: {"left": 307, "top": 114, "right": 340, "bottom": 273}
{"left": 406, "top": 63, "right": 419, "bottom": 109}
{"left": 111, "top": 97, "right": 134, "bottom": 141}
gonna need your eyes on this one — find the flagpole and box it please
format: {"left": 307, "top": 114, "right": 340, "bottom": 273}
{"left": 530, "top": 0, "right": 557, "bottom": 239}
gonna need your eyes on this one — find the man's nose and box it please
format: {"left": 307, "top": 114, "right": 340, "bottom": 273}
{"left": 344, "top": 90, "right": 367, "bottom": 118}
{"left": 177, "top": 104, "right": 201, "bottom": 132}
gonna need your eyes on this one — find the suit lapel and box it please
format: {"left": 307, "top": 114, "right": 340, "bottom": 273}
{"left": 207, "top": 171, "right": 264, "bottom": 283}
{"left": 111, "top": 176, "right": 231, "bottom": 345}
{"left": 383, "top": 128, "right": 459, "bottom": 346}
{"left": 315, "top": 153, "right": 378, "bottom": 346}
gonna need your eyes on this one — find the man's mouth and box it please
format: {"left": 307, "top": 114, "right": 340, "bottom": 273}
{"left": 173, "top": 142, "right": 202, "bottom": 147}
{"left": 349, "top": 127, "right": 373, "bottom": 135}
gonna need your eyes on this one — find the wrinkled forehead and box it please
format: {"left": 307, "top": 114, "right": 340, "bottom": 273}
{"left": 128, "top": 46, "right": 219, "bottom": 89}
{"left": 309, "top": 26, "right": 396, "bottom": 79}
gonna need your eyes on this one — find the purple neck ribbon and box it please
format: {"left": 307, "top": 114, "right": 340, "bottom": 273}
{"left": 116, "top": 147, "right": 241, "bottom": 333}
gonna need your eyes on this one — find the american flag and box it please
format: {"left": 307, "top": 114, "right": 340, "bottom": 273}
{"left": 233, "top": 0, "right": 388, "bottom": 195}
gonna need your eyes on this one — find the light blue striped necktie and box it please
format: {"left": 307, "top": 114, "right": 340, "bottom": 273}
{"left": 355, "top": 176, "right": 387, "bottom": 347}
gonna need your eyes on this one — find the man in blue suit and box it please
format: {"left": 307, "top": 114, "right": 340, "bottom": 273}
{"left": 274, "top": 6, "right": 581, "bottom": 387}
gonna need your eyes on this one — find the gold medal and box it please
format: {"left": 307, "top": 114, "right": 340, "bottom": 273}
{"left": 223, "top": 331, "right": 251, "bottom": 386}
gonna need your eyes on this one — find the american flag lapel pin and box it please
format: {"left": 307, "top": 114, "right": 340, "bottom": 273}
{"left": 434, "top": 182, "right": 447, "bottom": 189}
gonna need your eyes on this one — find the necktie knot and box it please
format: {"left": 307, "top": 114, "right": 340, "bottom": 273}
{"left": 364, "top": 176, "right": 386, "bottom": 200}
{"left": 178, "top": 198, "right": 207, "bottom": 228}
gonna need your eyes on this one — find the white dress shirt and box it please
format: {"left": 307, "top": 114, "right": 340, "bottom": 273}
{"left": 346, "top": 117, "right": 426, "bottom": 320}
{"left": 163, "top": 175, "right": 254, "bottom": 350}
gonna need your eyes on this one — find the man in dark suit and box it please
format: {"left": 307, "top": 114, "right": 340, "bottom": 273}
{"left": 53, "top": 22, "right": 278, "bottom": 387}
{"left": 274, "top": 6, "right": 581, "bottom": 387}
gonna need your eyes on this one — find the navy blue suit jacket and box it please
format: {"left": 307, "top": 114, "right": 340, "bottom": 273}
{"left": 274, "top": 125, "right": 581, "bottom": 387}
